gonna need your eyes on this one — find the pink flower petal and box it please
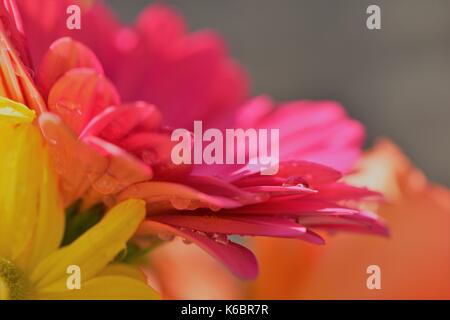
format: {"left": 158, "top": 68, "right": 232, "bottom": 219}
{"left": 79, "top": 102, "right": 161, "bottom": 142}
{"left": 152, "top": 214, "right": 325, "bottom": 244}
{"left": 138, "top": 220, "right": 258, "bottom": 279}
{"left": 0, "top": 0, "right": 32, "bottom": 67}
{"left": 236, "top": 98, "right": 365, "bottom": 173}
{"left": 309, "top": 183, "right": 382, "bottom": 202}
{"left": 229, "top": 198, "right": 358, "bottom": 216}
{"left": 117, "top": 181, "right": 242, "bottom": 212}
{"left": 151, "top": 214, "right": 306, "bottom": 238}
{"left": 233, "top": 161, "right": 342, "bottom": 187}
{"left": 242, "top": 185, "right": 317, "bottom": 197}
{"left": 298, "top": 211, "right": 388, "bottom": 236}
{"left": 174, "top": 175, "right": 264, "bottom": 205}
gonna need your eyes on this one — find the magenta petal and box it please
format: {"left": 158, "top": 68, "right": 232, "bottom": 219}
{"left": 235, "top": 95, "right": 273, "bottom": 128}
{"left": 275, "top": 161, "right": 342, "bottom": 184}
{"left": 136, "top": 4, "right": 186, "bottom": 53}
{"left": 309, "top": 182, "right": 383, "bottom": 201}
{"left": 138, "top": 220, "right": 258, "bottom": 279}
{"left": 230, "top": 198, "right": 359, "bottom": 216}
{"left": 250, "top": 100, "right": 365, "bottom": 173}
{"left": 242, "top": 185, "right": 317, "bottom": 197}
{"left": 176, "top": 175, "right": 264, "bottom": 205}
{"left": 232, "top": 160, "right": 342, "bottom": 187}
{"left": 0, "top": 0, "right": 32, "bottom": 68}
{"left": 151, "top": 214, "right": 308, "bottom": 238}
{"left": 298, "top": 211, "right": 389, "bottom": 237}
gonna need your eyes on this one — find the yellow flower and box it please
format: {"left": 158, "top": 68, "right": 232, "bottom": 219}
{"left": 0, "top": 97, "right": 159, "bottom": 300}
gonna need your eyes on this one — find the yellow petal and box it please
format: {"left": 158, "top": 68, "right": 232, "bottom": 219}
{"left": 0, "top": 99, "right": 45, "bottom": 260}
{"left": 98, "top": 264, "right": 147, "bottom": 282}
{"left": 31, "top": 199, "right": 146, "bottom": 290}
{"left": 0, "top": 97, "right": 35, "bottom": 124}
{"left": 36, "top": 275, "right": 159, "bottom": 300}
{"left": 0, "top": 98, "right": 63, "bottom": 268}
{"left": 15, "top": 148, "right": 65, "bottom": 272}
{"left": 0, "top": 128, "right": 39, "bottom": 259}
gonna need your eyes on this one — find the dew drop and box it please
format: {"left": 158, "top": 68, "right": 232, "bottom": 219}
{"left": 157, "top": 232, "right": 174, "bottom": 241}
{"left": 210, "top": 233, "right": 229, "bottom": 245}
{"left": 93, "top": 175, "right": 119, "bottom": 194}
{"left": 170, "top": 197, "right": 192, "bottom": 210}
{"left": 282, "top": 176, "right": 309, "bottom": 188}
{"left": 208, "top": 204, "right": 221, "bottom": 212}
{"left": 182, "top": 238, "right": 192, "bottom": 245}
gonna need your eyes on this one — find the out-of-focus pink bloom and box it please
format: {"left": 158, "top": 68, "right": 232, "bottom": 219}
{"left": 16, "top": 0, "right": 249, "bottom": 129}
{"left": 234, "top": 96, "right": 365, "bottom": 173}
{"left": 3, "top": 0, "right": 386, "bottom": 279}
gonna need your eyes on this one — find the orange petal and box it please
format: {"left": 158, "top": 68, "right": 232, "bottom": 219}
{"left": 47, "top": 68, "right": 120, "bottom": 134}
{"left": 146, "top": 239, "right": 244, "bottom": 299}
{"left": 39, "top": 112, "right": 108, "bottom": 205}
{"left": 39, "top": 113, "right": 153, "bottom": 205}
{"left": 38, "top": 37, "right": 104, "bottom": 96}
{"left": 83, "top": 136, "right": 153, "bottom": 196}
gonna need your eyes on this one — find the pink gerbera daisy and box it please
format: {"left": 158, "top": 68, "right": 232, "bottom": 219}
{"left": 1, "top": 0, "right": 387, "bottom": 279}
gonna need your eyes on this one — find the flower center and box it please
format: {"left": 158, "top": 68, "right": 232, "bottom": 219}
{"left": 0, "top": 258, "right": 31, "bottom": 300}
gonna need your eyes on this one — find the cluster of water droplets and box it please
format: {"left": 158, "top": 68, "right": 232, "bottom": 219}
{"left": 157, "top": 227, "right": 230, "bottom": 246}
{"left": 168, "top": 196, "right": 223, "bottom": 212}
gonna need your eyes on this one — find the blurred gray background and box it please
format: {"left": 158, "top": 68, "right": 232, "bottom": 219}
{"left": 106, "top": 0, "right": 450, "bottom": 185}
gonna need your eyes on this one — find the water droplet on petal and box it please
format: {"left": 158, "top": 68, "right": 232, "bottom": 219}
{"left": 182, "top": 238, "right": 192, "bottom": 245}
{"left": 282, "top": 176, "right": 309, "bottom": 188}
{"left": 93, "top": 175, "right": 120, "bottom": 194}
{"left": 195, "top": 231, "right": 207, "bottom": 237}
{"left": 208, "top": 204, "right": 221, "bottom": 212}
{"left": 170, "top": 197, "right": 192, "bottom": 210}
{"left": 157, "top": 232, "right": 174, "bottom": 241}
{"left": 210, "top": 233, "right": 229, "bottom": 245}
